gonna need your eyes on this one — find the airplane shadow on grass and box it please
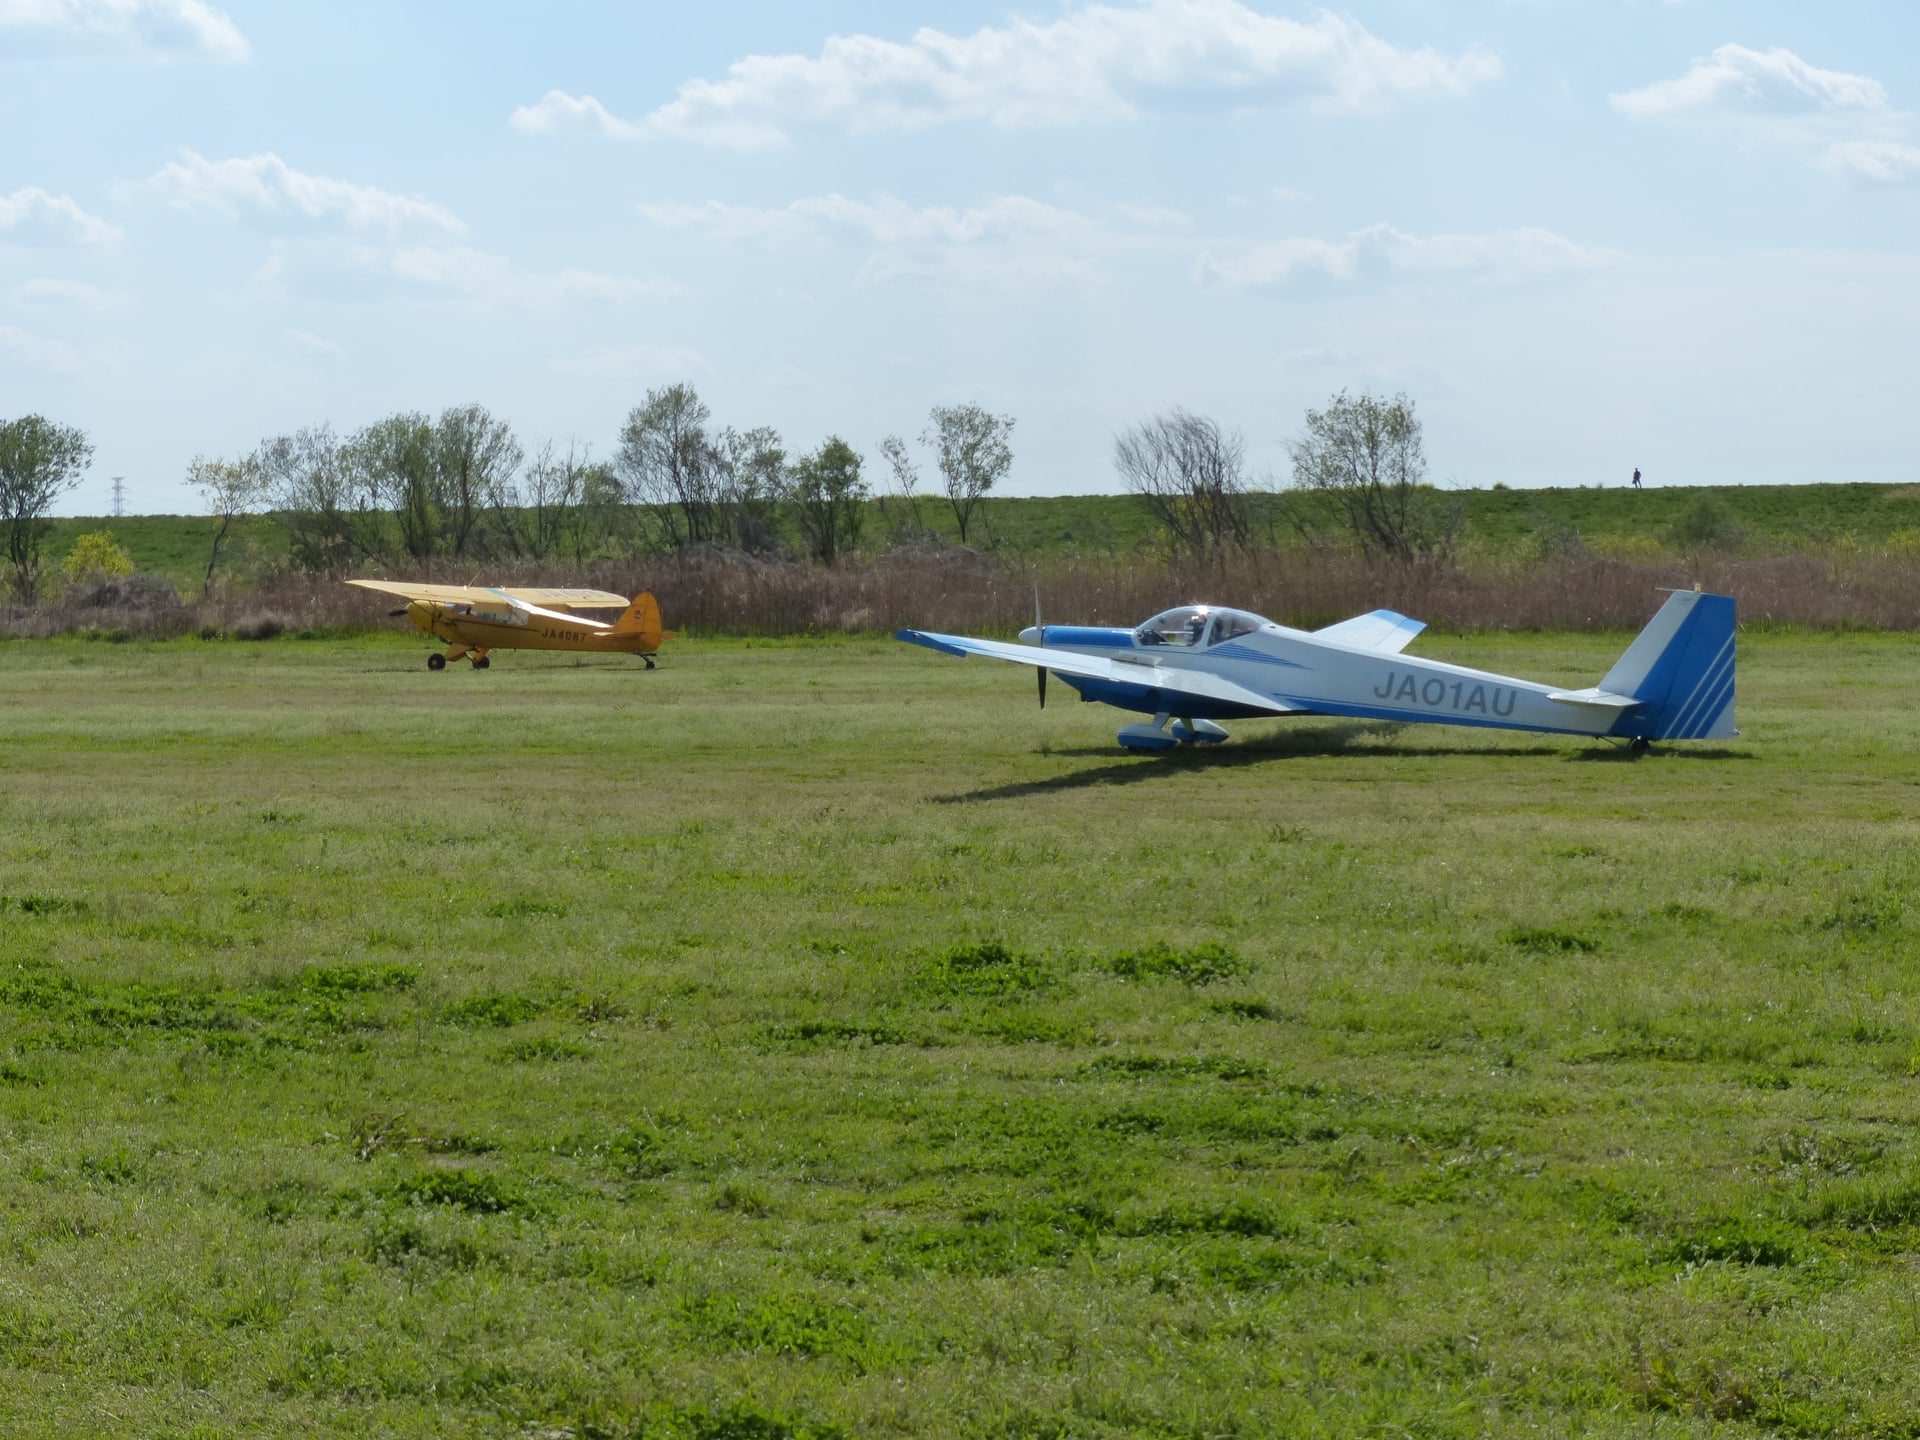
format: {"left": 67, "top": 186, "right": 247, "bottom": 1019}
{"left": 933, "top": 721, "right": 1755, "bottom": 804}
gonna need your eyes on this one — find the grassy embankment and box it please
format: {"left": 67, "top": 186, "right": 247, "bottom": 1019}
{"left": 4, "top": 630, "right": 1920, "bottom": 1436}
{"left": 44, "top": 481, "right": 1920, "bottom": 596}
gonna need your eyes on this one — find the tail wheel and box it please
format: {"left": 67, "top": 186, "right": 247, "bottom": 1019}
{"left": 644, "top": 656, "right": 656, "bottom": 670}
{"left": 427, "top": 653, "right": 447, "bottom": 671}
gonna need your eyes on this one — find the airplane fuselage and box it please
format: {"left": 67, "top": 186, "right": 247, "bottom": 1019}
{"left": 1028, "top": 622, "right": 1644, "bottom": 739}
{"left": 410, "top": 602, "right": 661, "bottom": 657}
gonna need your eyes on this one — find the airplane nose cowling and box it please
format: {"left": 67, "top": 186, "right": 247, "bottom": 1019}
{"left": 1019, "top": 626, "right": 1043, "bottom": 645}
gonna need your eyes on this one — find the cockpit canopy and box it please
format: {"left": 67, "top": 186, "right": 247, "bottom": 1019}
{"left": 1134, "top": 605, "right": 1269, "bottom": 649}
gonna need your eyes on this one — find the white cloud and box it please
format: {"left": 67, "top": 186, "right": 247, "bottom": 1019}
{"left": 550, "top": 344, "right": 708, "bottom": 380}
{"left": 4, "top": 277, "right": 122, "bottom": 309}
{"left": 517, "top": 0, "right": 1501, "bottom": 149}
{"left": 1612, "top": 44, "right": 1920, "bottom": 184}
{"left": 0, "top": 0, "right": 248, "bottom": 61}
{"left": 1198, "top": 223, "right": 1621, "bottom": 286}
{"left": 134, "top": 151, "right": 465, "bottom": 233}
{"left": 640, "top": 193, "right": 1095, "bottom": 247}
{"left": 1819, "top": 139, "right": 1920, "bottom": 183}
{"left": 285, "top": 329, "right": 343, "bottom": 358}
{"left": 1612, "top": 44, "right": 1885, "bottom": 122}
{"left": 0, "top": 323, "right": 88, "bottom": 373}
{"left": 333, "top": 242, "right": 682, "bottom": 308}
{"left": 0, "top": 187, "right": 123, "bottom": 249}
{"left": 639, "top": 192, "right": 1150, "bottom": 292}
{"left": 510, "top": 90, "right": 646, "bottom": 141}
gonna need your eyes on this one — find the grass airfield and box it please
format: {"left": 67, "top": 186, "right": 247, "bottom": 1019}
{"left": 4, "top": 629, "right": 1920, "bottom": 1437}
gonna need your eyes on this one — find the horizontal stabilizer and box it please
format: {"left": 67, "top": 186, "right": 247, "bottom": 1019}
{"left": 1547, "top": 687, "right": 1641, "bottom": 710}
{"left": 1313, "top": 609, "right": 1425, "bottom": 654}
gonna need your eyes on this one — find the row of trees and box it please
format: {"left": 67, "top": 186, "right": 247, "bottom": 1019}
{"left": 201, "top": 389, "right": 1019, "bottom": 584}
{"left": 2, "top": 388, "right": 1445, "bottom": 600}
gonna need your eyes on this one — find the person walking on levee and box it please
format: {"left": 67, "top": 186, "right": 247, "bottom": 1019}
{"left": 1632, "top": 466, "right": 1642, "bottom": 490}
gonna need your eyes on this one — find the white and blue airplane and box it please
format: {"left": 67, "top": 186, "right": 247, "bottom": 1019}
{"left": 898, "top": 589, "right": 1736, "bottom": 753}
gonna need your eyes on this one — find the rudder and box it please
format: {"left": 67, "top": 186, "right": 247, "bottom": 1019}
{"left": 610, "top": 591, "right": 676, "bottom": 651}
{"left": 1599, "top": 590, "right": 1736, "bottom": 740}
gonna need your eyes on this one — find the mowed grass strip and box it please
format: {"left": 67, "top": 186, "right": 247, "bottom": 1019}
{"left": 2, "top": 629, "right": 1920, "bottom": 1437}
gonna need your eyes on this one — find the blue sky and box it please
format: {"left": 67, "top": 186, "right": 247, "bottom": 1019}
{"left": 5, "top": 0, "right": 1918, "bottom": 512}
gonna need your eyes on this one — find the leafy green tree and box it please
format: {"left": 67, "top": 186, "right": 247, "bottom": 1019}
{"left": 434, "top": 404, "right": 522, "bottom": 559}
{"left": 0, "top": 414, "right": 93, "bottom": 604}
{"left": 187, "top": 454, "right": 271, "bottom": 594}
{"left": 259, "top": 424, "right": 362, "bottom": 574}
{"left": 617, "top": 383, "right": 718, "bottom": 550}
{"left": 1288, "top": 390, "right": 1457, "bottom": 565}
{"left": 345, "top": 413, "right": 438, "bottom": 562}
{"left": 787, "top": 437, "right": 867, "bottom": 566}
{"left": 922, "top": 403, "right": 1014, "bottom": 546}
{"left": 714, "top": 425, "right": 786, "bottom": 553}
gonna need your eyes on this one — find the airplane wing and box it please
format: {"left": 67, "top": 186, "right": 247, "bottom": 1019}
{"left": 898, "top": 630, "right": 1304, "bottom": 715}
{"left": 347, "top": 580, "right": 614, "bottom": 628}
{"left": 347, "top": 579, "right": 490, "bottom": 605}
{"left": 501, "top": 587, "right": 631, "bottom": 608}
{"left": 1312, "top": 609, "right": 1426, "bottom": 654}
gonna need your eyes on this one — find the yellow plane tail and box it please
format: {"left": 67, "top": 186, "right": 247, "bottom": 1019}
{"left": 610, "top": 591, "right": 676, "bottom": 653}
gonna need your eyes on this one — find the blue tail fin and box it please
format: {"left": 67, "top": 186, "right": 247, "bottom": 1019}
{"left": 1599, "top": 591, "right": 1737, "bottom": 741}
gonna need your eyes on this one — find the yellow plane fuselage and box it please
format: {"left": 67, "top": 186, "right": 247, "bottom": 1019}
{"left": 412, "top": 601, "right": 663, "bottom": 657}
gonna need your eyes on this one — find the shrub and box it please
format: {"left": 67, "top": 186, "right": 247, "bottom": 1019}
{"left": 61, "top": 531, "right": 134, "bottom": 582}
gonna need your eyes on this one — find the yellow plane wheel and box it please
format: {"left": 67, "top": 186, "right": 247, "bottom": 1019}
{"left": 472, "top": 656, "right": 490, "bottom": 670}
{"left": 427, "top": 653, "right": 446, "bottom": 671}
{"left": 644, "top": 656, "right": 656, "bottom": 670}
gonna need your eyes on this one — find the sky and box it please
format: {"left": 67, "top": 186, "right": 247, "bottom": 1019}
{"left": 5, "top": 0, "right": 1920, "bottom": 513}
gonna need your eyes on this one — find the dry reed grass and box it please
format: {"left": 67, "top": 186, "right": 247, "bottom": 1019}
{"left": 6, "top": 547, "right": 1920, "bottom": 640}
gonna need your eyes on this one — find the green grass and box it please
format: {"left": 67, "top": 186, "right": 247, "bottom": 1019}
{"left": 44, "top": 480, "right": 1920, "bottom": 592}
{"left": 4, "top": 628, "right": 1920, "bottom": 1435}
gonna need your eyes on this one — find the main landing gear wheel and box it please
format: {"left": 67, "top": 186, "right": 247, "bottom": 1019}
{"left": 426, "top": 653, "right": 447, "bottom": 671}
{"left": 472, "top": 656, "right": 490, "bottom": 669}
{"left": 1629, "top": 737, "right": 1651, "bottom": 754}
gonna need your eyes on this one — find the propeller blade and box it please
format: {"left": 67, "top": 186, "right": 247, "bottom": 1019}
{"left": 1038, "top": 666, "right": 1048, "bottom": 709}
{"left": 388, "top": 608, "right": 409, "bottom": 617}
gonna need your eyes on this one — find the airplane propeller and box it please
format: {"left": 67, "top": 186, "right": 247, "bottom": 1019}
{"left": 388, "top": 608, "right": 409, "bottom": 617}
{"left": 1034, "top": 586, "right": 1047, "bottom": 709}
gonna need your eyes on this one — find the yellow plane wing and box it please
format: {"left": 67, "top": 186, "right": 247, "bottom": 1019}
{"left": 347, "top": 581, "right": 632, "bottom": 609}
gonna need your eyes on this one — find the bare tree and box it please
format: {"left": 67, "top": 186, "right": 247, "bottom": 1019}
{"left": 617, "top": 383, "right": 719, "bottom": 549}
{"left": 187, "top": 453, "right": 271, "bottom": 595}
{"left": 876, "top": 433, "right": 931, "bottom": 541}
{"left": 1112, "top": 408, "right": 1250, "bottom": 563}
{"left": 0, "top": 414, "right": 93, "bottom": 604}
{"left": 922, "top": 403, "right": 1013, "bottom": 547}
{"left": 1288, "top": 390, "right": 1456, "bottom": 564}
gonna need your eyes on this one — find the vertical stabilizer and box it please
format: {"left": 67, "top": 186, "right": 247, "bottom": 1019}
{"left": 1599, "top": 590, "right": 1736, "bottom": 740}
{"left": 609, "top": 591, "right": 676, "bottom": 651}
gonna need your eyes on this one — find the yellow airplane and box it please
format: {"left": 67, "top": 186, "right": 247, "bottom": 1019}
{"left": 347, "top": 581, "right": 676, "bottom": 671}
